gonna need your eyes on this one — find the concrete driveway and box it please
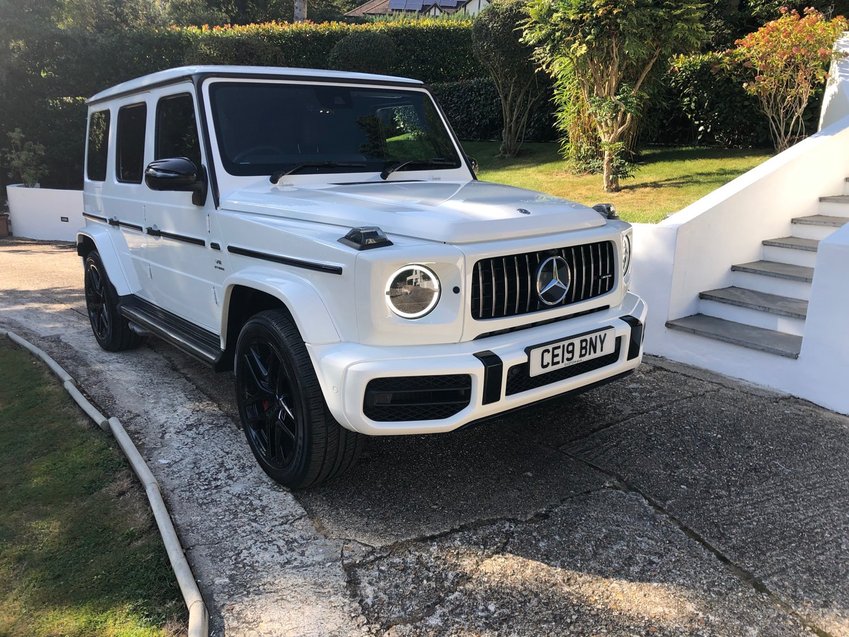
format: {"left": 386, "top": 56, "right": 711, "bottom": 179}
{"left": 2, "top": 237, "right": 848, "bottom": 636}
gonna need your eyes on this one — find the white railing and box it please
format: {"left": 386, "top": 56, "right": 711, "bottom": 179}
{"left": 631, "top": 34, "right": 849, "bottom": 415}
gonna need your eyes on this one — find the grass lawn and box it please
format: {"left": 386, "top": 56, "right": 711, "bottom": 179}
{"left": 0, "top": 340, "right": 184, "bottom": 637}
{"left": 462, "top": 142, "right": 773, "bottom": 224}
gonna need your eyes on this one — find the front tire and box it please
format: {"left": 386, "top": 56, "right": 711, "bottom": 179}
{"left": 234, "top": 310, "right": 362, "bottom": 489}
{"left": 83, "top": 251, "right": 141, "bottom": 351}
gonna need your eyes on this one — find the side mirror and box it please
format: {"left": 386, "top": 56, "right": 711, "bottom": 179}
{"left": 145, "top": 157, "right": 207, "bottom": 206}
{"left": 468, "top": 156, "right": 479, "bottom": 173}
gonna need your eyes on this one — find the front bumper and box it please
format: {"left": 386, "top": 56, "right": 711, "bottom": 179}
{"left": 308, "top": 292, "right": 647, "bottom": 435}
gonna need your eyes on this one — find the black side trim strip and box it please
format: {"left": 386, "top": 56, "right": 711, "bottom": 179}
{"left": 160, "top": 230, "right": 206, "bottom": 246}
{"left": 621, "top": 315, "right": 644, "bottom": 360}
{"left": 145, "top": 227, "right": 205, "bottom": 246}
{"left": 227, "top": 245, "right": 343, "bottom": 275}
{"left": 473, "top": 350, "right": 503, "bottom": 405}
{"left": 119, "top": 221, "right": 144, "bottom": 232}
{"left": 210, "top": 242, "right": 221, "bottom": 251}
{"left": 107, "top": 216, "right": 119, "bottom": 226}
{"left": 83, "top": 212, "right": 108, "bottom": 223}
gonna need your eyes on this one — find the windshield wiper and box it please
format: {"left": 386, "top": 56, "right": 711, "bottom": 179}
{"left": 380, "top": 158, "right": 458, "bottom": 180}
{"left": 270, "top": 161, "right": 366, "bottom": 183}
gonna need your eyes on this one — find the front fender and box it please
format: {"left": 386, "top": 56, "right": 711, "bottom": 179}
{"left": 76, "top": 227, "right": 139, "bottom": 296}
{"left": 221, "top": 268, "right": 341, "bottom": 347}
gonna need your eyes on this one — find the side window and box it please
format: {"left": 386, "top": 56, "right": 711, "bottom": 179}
{"left": 116, "top": 103, "right": 147, "bottom": 184}
{"left": 86, "top": 110, "right": 110, "bottom": 181}
{"left": 156, "top": 93, "right": 201, "bottom": 168}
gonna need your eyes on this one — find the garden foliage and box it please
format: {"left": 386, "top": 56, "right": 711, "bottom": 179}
{"left": 471, "top": 0, "right": 542, "bottom": 156}
{"left": 430, "top": 78, "right": 556, "bottom": 142}
{"left": 734, "top": 7, "right": 847, "bottom": 150}
{"left": 523, "top": 0, "right": 707, "bottom": 192}
{"left": 0, "top": 19, "right": 482, "bottom": 190}
{"left": 668, "top": 52, "right": 771, "bottom": 147}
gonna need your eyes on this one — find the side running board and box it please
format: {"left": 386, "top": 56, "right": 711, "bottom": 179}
{"left": 120, "top": 296, "right": 222, "bottom": 366}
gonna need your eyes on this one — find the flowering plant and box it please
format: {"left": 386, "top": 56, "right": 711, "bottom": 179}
{"left": 734, "top": 7, "right": 848, "bottom": 151}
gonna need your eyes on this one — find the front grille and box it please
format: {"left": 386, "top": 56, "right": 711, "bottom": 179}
{"left": 364, "top": 374, "right": 472, "bottom": 422}
{"left": 471, "top": 241, "right": 616, "bottom": 320}
{"left": 505, "top": 338, "right": 622, "bottom": 396}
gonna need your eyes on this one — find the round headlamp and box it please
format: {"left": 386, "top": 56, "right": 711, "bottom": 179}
{"left": 385, "top": 265, "right": 441, "bottom": 319}
{"left": 622, "top": 234, "right": 632, "bottom": 276}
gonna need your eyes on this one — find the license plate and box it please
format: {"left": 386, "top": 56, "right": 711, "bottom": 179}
{"left": 528, "top": 328, "right": 616, "bottom": 378}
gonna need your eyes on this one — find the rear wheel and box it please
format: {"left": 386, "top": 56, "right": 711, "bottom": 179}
{"left": 83, "top": 251, "right": 141, "bottom": 351}
{"left": 234, "top": 310, "right": 362, "bottom": 489}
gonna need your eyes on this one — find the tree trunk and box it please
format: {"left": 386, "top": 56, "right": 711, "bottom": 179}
{"left": 294, "top": 0, "right": 307, "bottom": 22}
{"left": 602, "top": 149, "right": 619, "bottom": 192}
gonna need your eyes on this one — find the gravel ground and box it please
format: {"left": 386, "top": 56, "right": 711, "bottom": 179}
{"left": 2, "top": 237, "right": 848, "bottom": 637}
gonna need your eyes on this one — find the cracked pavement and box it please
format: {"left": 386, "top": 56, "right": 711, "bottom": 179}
{"left": 2, "top": 237, "right": 849, "bottom": 636}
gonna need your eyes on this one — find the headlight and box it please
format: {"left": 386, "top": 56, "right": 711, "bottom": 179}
{"left": 385, "top": 265, "right": 441, "bottom": 319}
{"left": 622, "top": 233, "right": 632, "bottom": 276}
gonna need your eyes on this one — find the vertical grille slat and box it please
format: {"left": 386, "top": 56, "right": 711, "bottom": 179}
{"left": 471, "top": 241, "right": 615, "bottom": 320}
{"left": 513, "top": 256, "right": 521, "bottom": 316}
{"left": 502, "top": 257, "right": 509, "bottom": 317}
{"left": 490, "top": 259, "right": 497, "bottom": 320}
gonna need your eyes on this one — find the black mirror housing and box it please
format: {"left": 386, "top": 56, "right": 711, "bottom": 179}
{"left": 145, "top": 157, "right": 207, "bottom": 206}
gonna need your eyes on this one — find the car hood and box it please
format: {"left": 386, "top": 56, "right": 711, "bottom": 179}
{"left": 221, "top": 179, "right": 606, "bottom": 244}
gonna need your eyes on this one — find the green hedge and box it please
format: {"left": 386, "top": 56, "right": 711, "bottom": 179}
{"left": 0, "top": 20, "right": 483, "bottom": 190}
{"left": 431, "top": 77, "right": 557, "bottom": 143}
{"left": 667, "top": 52, "right": 771, "bottom": 147}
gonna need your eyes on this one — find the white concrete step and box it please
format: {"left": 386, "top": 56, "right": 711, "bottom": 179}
{"left": 818, "top": 195, "right": 849, "bottom": 217}
{"left": 762, "top": 236, "right": 819, "bottom": 268}
{"left": 730, "top": 260, "right": 813, "bottom": 300}
{"left": 666, "top": 314, "right": 802, "bottom": 359}
{"left": 791, "top": 214, "right": 849, "bottom": 240}
{"left": 698, "top": 286, "right": 807, "bottom": 336}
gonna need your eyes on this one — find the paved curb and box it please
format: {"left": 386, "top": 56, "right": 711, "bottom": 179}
{"left": 1, "top": 328, "right": 209, "bottom": 637}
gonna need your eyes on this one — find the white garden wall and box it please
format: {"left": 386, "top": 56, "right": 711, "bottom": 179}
{"left": 631, "top": 34, "right": 849, "bottom": 415}
{"left": 6, "top": 184, "right": 84, "bottom": 243}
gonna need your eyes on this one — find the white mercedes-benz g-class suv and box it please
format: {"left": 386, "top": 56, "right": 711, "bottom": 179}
{"left": 78, "top": 66, "right": 646, "bottom": 488}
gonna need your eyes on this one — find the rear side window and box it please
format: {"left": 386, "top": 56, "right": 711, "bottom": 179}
{"left": 86, "top": 110, "right": 110, "bottom": 181}
{"left": 156, "top": 93, "right": 201, "bottom": 168}
{"left": 116, "top": 103, "right": 146, "bottom": 183}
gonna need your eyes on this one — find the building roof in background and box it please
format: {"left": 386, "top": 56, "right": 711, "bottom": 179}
{"left": 345, "top": 0, "right": 392, "bottom": 16}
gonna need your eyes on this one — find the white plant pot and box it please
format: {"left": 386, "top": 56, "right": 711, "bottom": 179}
{"left": 6, "top": 184, "right": 84, "bottom": 242}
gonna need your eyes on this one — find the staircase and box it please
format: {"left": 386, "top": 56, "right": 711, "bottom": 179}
{"left": 666, "top": 181, "right": 849, "bottom": 359}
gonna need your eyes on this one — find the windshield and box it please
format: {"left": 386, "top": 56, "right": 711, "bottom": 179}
{"left": 209, "top": 81, "right": 463, "bottom": 178}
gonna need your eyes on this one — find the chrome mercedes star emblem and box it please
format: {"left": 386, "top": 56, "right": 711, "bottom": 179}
{"left": 536, "top": 256, "right": 571, "bottom": 305}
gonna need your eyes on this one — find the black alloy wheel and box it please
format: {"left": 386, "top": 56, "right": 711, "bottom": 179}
{"left": 85, "top": 258, "right": 111, "bottom": 341}
{"left": 234, "top": 310, "right": 362, "bottom": 489}
{"left": 239, "top": 338, "right": 302, "bottom": 471}
{"left": 83, "top": 251, "right": 141, "bottom": 351}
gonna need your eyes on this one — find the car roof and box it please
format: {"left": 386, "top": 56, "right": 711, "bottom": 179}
{"left": 87, "top": 65, "right": 424, "bottom": 105}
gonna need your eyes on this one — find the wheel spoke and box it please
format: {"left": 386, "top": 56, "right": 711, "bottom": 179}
{"left": 237, "top": 329, "right": 304, "bottom": 473}
{"left": 265, "top": 412, "right": 279, "bottom": 462}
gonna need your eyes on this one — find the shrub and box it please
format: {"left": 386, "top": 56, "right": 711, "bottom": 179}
{"left": 3, "top": 128, "right": 47, "bottom": 187}
{"left": 668, "top": 52, "right": 771, "bottom": 147}
{"left": 734, "top": 8, "right": 848, "bottom": 151}
{"left": 0, "top": 19, "right": 483, "bottom": 190}
{"left": 523, "top": 0, "right": 707, "bottom": 192}
{"left": 430, "top": 78, "right": 556, "bottom": 143}
{"left": 328, "top": 31, "right": 397, "bottom": 75}
{"left": 472, "top": 0, "right": 542, "bottom": 156}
